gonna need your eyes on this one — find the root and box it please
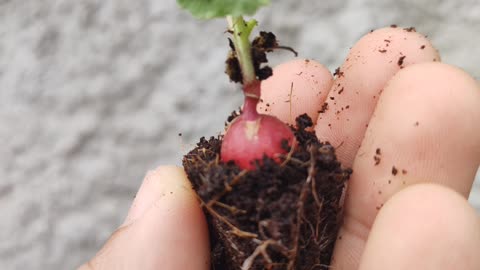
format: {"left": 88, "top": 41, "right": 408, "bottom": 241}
{"left": 274, "top": 45, "right": 299, "bottom": 57}
{"left": 309, "top": 264, "right": 331, "bottom": 270}
{"left": 311, "top": 172, "right": 324, "bottom": 211}
{"left": 288, "top": 146, "right": 325, "bottom": 270}
{"left": 213, "top": 201, "right": 247, "bottom": 215}
{"left": 305, "top": 147, "right": 316, "bottom": 184}
{"left": 280, "top": 140, "right": 297, "bottom": 167}
{"left": 334, "top": 140, "right": 345, "bottom": 150}
{"left": 288, "top": 157, "right": 310, "bottom": 167}
{"left": 241, "top": 239, "right": 289, "bottom": 270}
{"left": 207, "top": 170, "right": 248, "bottom": 207}
{"left": 200, "top": 196, "right": 258, "bottom": 239}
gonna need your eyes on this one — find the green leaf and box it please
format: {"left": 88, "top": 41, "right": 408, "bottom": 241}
{"left": 177, "top": 0, "right": 270, "bottom": 19}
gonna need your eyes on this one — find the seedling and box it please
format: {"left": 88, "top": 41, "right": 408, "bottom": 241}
{"left": 178, "top": 0, "right": 295, "bottom": 170}
{"left": 178, "top": 1, "right": 351, "bottom": 269}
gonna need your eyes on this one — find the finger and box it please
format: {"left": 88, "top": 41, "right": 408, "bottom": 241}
{"left": 331, "top": 62, "right": 480, "bottom": 270}
{"left": 259, "top": 58, "right": 333, "bottom": 126}
{"left": 78, "top": 166, "right": 210, "bottom": 270}
{"left": 315, "top": 26, "right": 440, "bottom": 166}
{"left": 359, "top": 184, "right": 480, "bottom": 270}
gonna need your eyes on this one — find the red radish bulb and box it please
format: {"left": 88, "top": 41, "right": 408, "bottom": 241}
{"left": 221, "top": 81, "right": 295, "bottom": 170}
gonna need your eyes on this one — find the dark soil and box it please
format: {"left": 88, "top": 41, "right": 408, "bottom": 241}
{"left": 225, "top": 31, "right": 298, "bottom": 83}
{"left": 397, "top": 55, "right": 406, "bottom": 67}
{"left": 183, "top": 115, "right": 351, "bottom": 270}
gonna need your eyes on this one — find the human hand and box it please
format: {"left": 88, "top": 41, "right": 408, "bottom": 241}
{"left": 259, "top": 26, "right": 480, "bottom": 270}
{"left": 79, "top": 27, "right": 480, "bottom": 270}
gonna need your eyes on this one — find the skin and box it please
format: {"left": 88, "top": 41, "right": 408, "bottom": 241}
{"left": 79, "top": 27, "right": 480, "bottom": 270}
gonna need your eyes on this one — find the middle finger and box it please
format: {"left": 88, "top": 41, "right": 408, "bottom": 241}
{"left": 315, "top": 26, "right": 440, "bottom": 167}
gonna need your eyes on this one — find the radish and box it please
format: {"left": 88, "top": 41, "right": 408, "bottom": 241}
{"left": 221, "top": 82, "right": 295, "bottom": 170}
{"left": 178, "top": 1, "right": 295, "bottom": 170}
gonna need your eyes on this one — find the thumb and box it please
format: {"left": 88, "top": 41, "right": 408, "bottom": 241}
{"left": 78, "top": 166, "right": 210, "bottom": 270}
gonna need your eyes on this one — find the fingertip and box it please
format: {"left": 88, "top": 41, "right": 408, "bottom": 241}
{"left": 359, "top": 184, "right": 480, "bottom": 270}
{"left": 86, "top": 166, "right": 210, "bottom": 270}
{"left": 130, "top": 174, "right": 210, "bottom": 270}
{"left": 259, "top": 58, "right": 333, "bottom": 126}
{"left": 137, "top": 166, "right": 210, "bottom": 269}
{"left": 367, "top": 62, "right": 480, "bottom": 197}
{"left": 315, "top": 26, "right": 440, "bottom": 166}
{"left": 123, "top": 165, "right": 194, "bottom": 226}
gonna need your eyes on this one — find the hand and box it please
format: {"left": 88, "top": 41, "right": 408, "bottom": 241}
{"left": 79, "top": 27, "right": 480, "bottom": 270}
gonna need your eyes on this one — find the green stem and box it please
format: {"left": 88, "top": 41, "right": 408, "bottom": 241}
{"left": 227, "top": 15, "right": 257, "bottom": 85}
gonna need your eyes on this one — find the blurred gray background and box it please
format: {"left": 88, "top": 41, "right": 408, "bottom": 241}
{"left": 1, "top": 0, "right": 479, "bottom": 269}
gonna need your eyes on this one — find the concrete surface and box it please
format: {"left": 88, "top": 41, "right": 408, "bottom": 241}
{"left": 1, "top": 0, "right": 479, "bottom": 269}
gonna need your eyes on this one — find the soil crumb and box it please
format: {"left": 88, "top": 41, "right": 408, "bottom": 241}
{"left": 333, "top": 67, "right": 344, "bottom": 78}
{"left": 404, "top": 27, "right": 416, "bottom": 32}
{"left": 392, "top": 166, "right": 398, "bottom": 176}
{"left": 318, "top": 102, "right": 329, "bottom": 114}
{"left": 373, "top": 148, "right": 381, "bottom": 166}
